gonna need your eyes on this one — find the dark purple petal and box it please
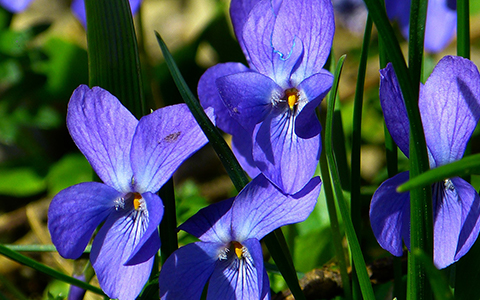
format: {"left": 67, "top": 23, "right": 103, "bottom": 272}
{"left": 420, "top": 56, "right": 480, "bottom": 167}
{"left": 384, "top": 0, "right": 410, "bottom": 37}
{"left": 207, "top": 238, "right": 262, "bottom": 299}
{"left": 71, "top": 0, "right": 143, "bottom": 28}
{"left": 231, "top": 130, "right": 260, "bottom": 178}
{"left": 432, "top": 177, "right": 480, "bottom": 268}
{"left": 243, "top": 239, "right": 269, "bottom": 300}
{"left": 232, "top": 175, "right": 321, "bottom": 240}
{"left": 198, "top": 62, "right": 250, "bottom": 135}
{"left": 0, "top": 0, "right": 32, "bottom": 13}
{"left": 125, "top": 192, "right": 163, "bottom": 265}
{"left": 90, "top": 195, "right": 159, "bottom": 299}
{"left": 369, "top": 172, "right": 411, "bottom": 257}
{"left": 273, "top": 0, "right": 335, "bottom": 83}
{"left": 159, "top": 242, "right": 219, "bottom": 300}
{"left": 379, "top": 64, "right": 410, "bottom": 157}
{"left": 131, "top": 104, "right": 209, "bottom": 193}
{"left": 179, "top": 198, "right": 234, "bottom": 243}
{"left": 216, "top": 72, "right": 280, "bottom": 131}
{"left": 253, "top": 113, "right": 321, "bottom": 194}
{"left": 48, "top": 182, "right": 117, "bottom": 259}
{"left": 67, "top": 85, "right": 138, "bottom": 193}
{"left": 424, "top": 0, "right": 456, "bottom": 53}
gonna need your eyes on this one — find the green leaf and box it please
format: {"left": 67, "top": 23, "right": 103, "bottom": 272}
{"left": 397, "top": 153, "right": 480, "bottom": 192}
{"left": 85, "top": 0, "right": 144, "bottom": 118}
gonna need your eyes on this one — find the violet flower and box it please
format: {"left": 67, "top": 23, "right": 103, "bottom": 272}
{"left": 0, "top": 0, "right": 33, "bottom": 13}
{"left": 370, "top": 56, "right": 480, "bottom": 268}
{"left": 48, "top": 85, "right": 210, "bottom": 299}
{"left": 198, "top": 0, "right": 334, "bottom": 194}
{"left": 385, "top": 0, "right": 456, "bottom": 53}
{"left": 71, "top": 0, "right": 143, "bottom": 28}
{"left": 159, "top": 174, "right": 321, "bottom": 299}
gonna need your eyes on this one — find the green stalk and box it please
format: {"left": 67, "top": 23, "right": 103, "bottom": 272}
{"left": 326, "top": 55, "right": 375, "bottom": 300}
{"left": 457, "top": 0, "right": 470, "bottom": 59}
{"left": 159, "top": 178, "right": 178, "bottom": 263}
{"left": 0, "top": 245, "right": 105, "bottom": 296}
{"left": 320, "top": 149, "right": 352, "bottom": 300}
{"left": 350, "top": 15, "right": 372, "bottom": 300}
{"left": 407, "top": 1, "right": 433, "bottom": 299}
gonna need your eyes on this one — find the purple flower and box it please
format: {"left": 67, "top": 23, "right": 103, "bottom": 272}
{"left": 159, "top": 174, "right": 321, "bottom": 299}
{"left": 48, "top": 85, "right": 210, "bottom": 299}
{"left": 0, "top": 0, "right": 33, "bottom": 13}
{"left": 370, "top": 56, "right": 480, "bottom": 268}
{"left": 198, "top": 0, "right": 334, "bottom": 194}
{"left": 385, "top": 0, "right": 456, "bottom": 53}
{"left": 71, "top": 0, "right": 143, "bottom": 28}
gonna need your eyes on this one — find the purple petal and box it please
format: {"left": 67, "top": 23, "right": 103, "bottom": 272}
{"left": 432, "top": 177, "right": 480, "bottom": 268}
{"left": 229, "top": 0, "right": 269, "bottom": 60}
{"left": 379, "top": 64, "right": 410, "bottom": 157}
{"left": 369, "top": 172, "right": 411, "bottom": 257}
{"left": 216, "top": 72, "right": 280, "bottom": 131}
{"left": 420, "top": 56, "right": 480, "bottom": 167}
{"left": 67, "top": 85, "right": 138, "bottom": 193}
{"left": 273, "top": 0, "right": 335, "bottom": 83}
{"left": 48, "top": 182, "right": 117, "bottom": 259}
{"left": 68, "top": 274, "right": 87, "bottom": 300}
{"left": 179, "top": 198, "right": 234, "bottom": 243}
{"left": 253, "top": 112, "right": 321, "bottom": 194}
{"left": 159, "top": 242, "right": 219, "bottom": 300}
{"left": 198, "top": 62, "right": 250, "bottom": 135}
{"left": 125, "top": 192, "right": 163, "bottom": 265}
{"left": 241, "top": 0, "right": 276, "bottom": 78}
{"left": 424, "top": 0, "right": 456, "bottom": 53}
{"left": 207, "top": 238, "right": 263, "bottom": 300}
{"left": 90, "top": 195, "right": 160, "bottom": 299}
{"left": 0, "top": 0, "right": 32, "bottom": 13}
{"left": 131, "top": 104, "right": 209, "bottom": 193}
{"left": 231, "top": 130, "right": 260, "bottom": 179}
{"left": 295, "top": 70, "right": 333, "bottom": 138}
{"left": 384, "top": 0, "right": 410, "bottom": 37}
{"left": 243, "top": 239, "right": 269, "bottom": 300}
{"left": 71, "top": 0, "right": 143, "bottom": 28}
{"left": 232, "top": 175, "right": 321, "bottom": 241}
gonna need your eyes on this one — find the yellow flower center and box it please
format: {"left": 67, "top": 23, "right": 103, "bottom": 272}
{"left": 133, "top": 193, "right": 142, "bottom": 210}
{"left": 231, "top": 241, "right": 244, "bottom": 259}
{"left": 285, "top": 88, "right": 299, "bottom": 110}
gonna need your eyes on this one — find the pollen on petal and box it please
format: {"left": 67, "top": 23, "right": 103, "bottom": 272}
{"left": 232, "top": 241, "right": 244, "bottom": 258}
{"left": 133, "top": 193, "right": 142, "bottom": 210}
{"left": 285, "top": 88, "right": 299, "bottom": 110}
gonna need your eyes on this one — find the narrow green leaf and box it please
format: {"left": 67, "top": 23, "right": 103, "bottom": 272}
{"left": 457, "top": 0, "right": 470, "bottom": 59}
{"left": 85, "top": 0, "right": 144, "bottom": 118}
{"left": 4, "top": 244, "right": 92, "bottom": 253}
{"left": 0, "top": 245, "right": 104, "bottom": 295}
{"left": 155, "top": 31, "right": 306, "bottom": 300}
{"left": 398, "top": 153, "right": 480, "bottom": 192}
{"left": 325, "top": 54, "right": 375, "bottom": 300}
{"left": 159, "top": 179, "right": 178, "bottom": 262}
{"left": 413, "top": 249, "right": 454, "bottom": 300}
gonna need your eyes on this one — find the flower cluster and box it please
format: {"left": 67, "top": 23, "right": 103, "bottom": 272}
{"left": 370, "top": 56, "right": 480, "bottom": 268}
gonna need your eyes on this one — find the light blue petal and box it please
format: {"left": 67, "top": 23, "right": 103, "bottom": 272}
{"left": 67, "top": 85, "right": 138, "bottom": 193}
{"left": 48, "top": 182, "right": 117, "bottom": 259}
{"left": 432, "top": 177, "right": 480, "bottom": 268}
{"left": 207, "top": 238, "right": 262, "bottom": 300}
{"left": 0, "top": 0, "right": 33, "bottom": 13}
{"left": 424, "top": 0, "right": 456, "bottom": 53}
{"left": 131, "top": 104, "right": 210, "bottom": 193}
{"left": 253, "top": 112, "right": 321, "bottom": 194}
{"left": 420, "top": 56, "right": 480, "bottom": 167}
{"left": 159, "top": 242, "right": 219, "bottom": 300}
{"left": 90, "top": 195, "right": 157, "bottom": 299}
{"left": 232, "top": 175, "right": 321, "bottom": 241}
